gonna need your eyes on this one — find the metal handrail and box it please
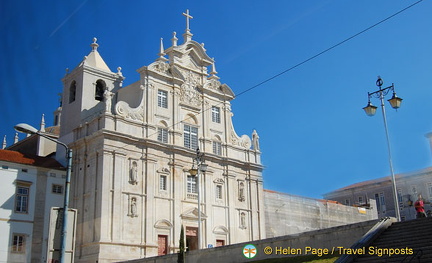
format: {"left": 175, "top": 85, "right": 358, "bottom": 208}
{"left": 335, "top": 217, "right": 396, "bottom": 263}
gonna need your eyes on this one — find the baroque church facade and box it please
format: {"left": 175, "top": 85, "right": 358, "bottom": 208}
{"left": 58, "top": 11, "right": 264, "bottom": 262}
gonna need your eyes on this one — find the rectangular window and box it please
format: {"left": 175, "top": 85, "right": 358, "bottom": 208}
{"left": 213, "top": 141, "right": 222, "bottom": 155}
{"left": 187, "top": 175, "right": 197, "bottom": 194}
{"left": 158, "top": 90, "right": 168, "bottom": 108}
{"left": 184, "top": 125, "right": 198, "bottom": 150}
{"left": 345, "top": 199, "right": 350, "bottom": 206}
{"left": 358, "top": 196, "right": 363, "bottom": 204}
{"left": 212, "top": 106, "right": 220, "bottom": 123}
{"left": 15, "top": 186, "right": 29, "bottom": 213}
{"left": 160, "top": 175, "right": 167, "bottom": 191}
{"left": 12, "top": 234, "right": 25, "bottom": 253}
{"left": 377, "top": 192, "right": 386, "bottom": 212}
{"left": 52, "top": 184, "right": 63, "bottom": 194}
{"left": 397, "top": 189, "right": 404, "bottom": 206}
{"left": 157, "top": 128, "right": 168, "bottom": 143}
{"left": 379, "top": 193, "right": 386, "bottom": 206}
{"left": 216, "top": 185, "right": 222, "bottom": 199}
{"left": 374, "top": 193, "right": 380, "bottom": 210}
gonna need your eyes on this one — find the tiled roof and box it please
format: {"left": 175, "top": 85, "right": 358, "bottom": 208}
{"left": 326, "top": 167, "right": 432, "bottom": 195}
{"left": 0, "top": 149, "right": 64, "bottom": 170}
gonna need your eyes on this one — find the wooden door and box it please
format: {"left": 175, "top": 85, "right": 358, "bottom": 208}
{"left": 216, "top": 239, "right": 225, "bottom": 247}
{"left": 158, "top": 235, "right": 168, "bottom": 255}
{"left": 186, "top": 227, "right": 198, "bottom": 251}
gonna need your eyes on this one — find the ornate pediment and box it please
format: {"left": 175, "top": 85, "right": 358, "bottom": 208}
{"left": 184, "top": 41, "right": 212, "bottom": 67}
{"left": 180, "top": 207, "right": 207, "bottom": 220}
{"left": 203, "top": 78, "right": 221, "bottom": 92}
{"left": 202, "top": 79, "right": 235, "bottom": 100}
{"left": 213, "top": 225, "right": 229, "bottom": 235}
{"left": 167, "top": 40, "right": 212, "bottom": 74}
{"left": 148, "top": 60, "right": 171, "bottom": 76}
{"left": 154, "top": 219, "right": 173, "bottom": 229}
{"left": 213, "top": 178, "right": 224, "bottom": 184}
{"left": 157, "top": 167, "right": 170, "bottom": 174}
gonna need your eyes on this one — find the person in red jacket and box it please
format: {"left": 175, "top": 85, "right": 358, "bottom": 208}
{"left": 414, "top": 194, "right": 427, "bottom": 218}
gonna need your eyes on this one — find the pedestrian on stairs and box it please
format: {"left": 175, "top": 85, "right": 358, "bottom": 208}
{"left": 414, "top": 194, "right": 427, "bottom": 218}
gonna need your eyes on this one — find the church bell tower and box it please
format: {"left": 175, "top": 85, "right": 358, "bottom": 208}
{"left": 59, "top": 38, "right": 124, "bottom": 142}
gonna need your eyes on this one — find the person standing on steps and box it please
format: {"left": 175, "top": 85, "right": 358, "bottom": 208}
{"left": 414, "top": 194, "right": 427, "bottom": 218}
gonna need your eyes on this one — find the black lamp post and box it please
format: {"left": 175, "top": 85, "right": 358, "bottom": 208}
{"left": 188, "top": 148, "right": 207, "bottom": 249}
{"left": 362, "top": 76, "right": 403, "bottom": 221}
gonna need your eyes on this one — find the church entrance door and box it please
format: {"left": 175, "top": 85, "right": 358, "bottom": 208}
{"left": 158, "top": 235, "right": 168, "bottom": 255}
{"left": 185, "top": 227, "right": 198, "bottom": 251}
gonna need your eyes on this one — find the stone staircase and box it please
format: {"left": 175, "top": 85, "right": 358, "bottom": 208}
{"left": 352, "top": 217, "right": 432, "bottom": 263}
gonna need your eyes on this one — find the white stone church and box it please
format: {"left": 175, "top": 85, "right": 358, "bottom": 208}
{"left": 57, "top": 11, "right": 264, "bottom": 262}
{"left": 1, "top": 10, "right": 378, "bottom": 263}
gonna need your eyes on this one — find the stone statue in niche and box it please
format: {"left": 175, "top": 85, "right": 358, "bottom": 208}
{"left": 104, "top": 89, "right": 113, "bottom": 113}
{"left": 130, "top": 197, "right": 138, "bottom": 217}
{"left": 129, "top": 161, "right": 138, "bottom": 185}
{"left": 238, "top": 182, "right": 245, "bottom": 202}
{"left": 240, "top": 212, "right": 246, "bottom": 229}
{"left": 252, "top": 130, "right": 260, "bottom": 151}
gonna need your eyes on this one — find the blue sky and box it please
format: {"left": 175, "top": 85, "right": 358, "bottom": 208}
{"left": 1, "top": 0, "right": 431, "bottom": 199}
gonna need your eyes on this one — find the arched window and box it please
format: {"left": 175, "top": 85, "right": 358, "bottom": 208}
{"left": 213, "top": 135, "right": 222, "bottom": 155}
{"left": 157, "top": 121, "right": 169, "bottom": 143}
{"left": 183, "top": 114, "right": 198, "bottom": 150}
{"left": 69, "top": 81, "right": 76, "bottom": 103}
{"left": 95, "top": 79, "right": 106, "bottom": 101}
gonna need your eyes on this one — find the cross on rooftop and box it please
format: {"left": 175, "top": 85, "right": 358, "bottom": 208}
{"left": 183, "top": 9, "right": 193, "bottom": 32}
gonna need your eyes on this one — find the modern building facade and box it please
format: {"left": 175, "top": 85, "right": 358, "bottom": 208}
{"left": 55, "top": 12, "right": 264, "bottom": 262}
{"left": 0, "top": 149, "right": 65, "bottom": 263}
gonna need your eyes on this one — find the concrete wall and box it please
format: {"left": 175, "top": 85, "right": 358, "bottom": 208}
{"left": 121, "top": 219, "right": 380, "bottom": 263}
{"left": 264, "top": 190, "right": 378, "bottom": 237}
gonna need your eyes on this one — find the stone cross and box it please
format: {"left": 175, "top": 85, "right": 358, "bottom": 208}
{"left": 183, "top": 9, "right": 193, "bottom": 32}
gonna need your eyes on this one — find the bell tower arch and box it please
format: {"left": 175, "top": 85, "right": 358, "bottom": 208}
{"left": 59, "top": 38, "right": 124, "bottom": 141}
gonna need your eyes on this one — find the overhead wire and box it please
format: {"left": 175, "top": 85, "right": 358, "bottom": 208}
{"left": 109, "top": 0, "right": 425, "bottom": 147}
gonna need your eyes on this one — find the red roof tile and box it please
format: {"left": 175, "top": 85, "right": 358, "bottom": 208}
{"left": 0, "top": 149, "right": 65, "bottom": 170}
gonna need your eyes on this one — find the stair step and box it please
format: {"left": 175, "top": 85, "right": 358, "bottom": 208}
{"left": 372, "top": 235, "right": 432, "bottom": 245}
{"left": 355, "top": 250, "right": 432, "bottom": 263}
{"left": 352, "top": 218, "right": 432, "bottom": 263}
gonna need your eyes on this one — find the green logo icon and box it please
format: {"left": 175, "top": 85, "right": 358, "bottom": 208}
{"left": 243, "top": 244, "right": 257, "bottom": 259}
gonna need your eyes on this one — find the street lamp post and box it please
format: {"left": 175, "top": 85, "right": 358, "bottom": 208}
{"left": 188, "top": 148, "right": 207, "bottom": 250}
{"left": 15, "top": 123, "right": 73, "bottom": 263}
{"left": 362, "top": 76, "right": 403, "bottom": 222}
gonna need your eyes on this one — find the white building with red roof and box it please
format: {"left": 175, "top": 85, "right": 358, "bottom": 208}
{"left": 0, "top": 149, "right": 65, "bottom": 262}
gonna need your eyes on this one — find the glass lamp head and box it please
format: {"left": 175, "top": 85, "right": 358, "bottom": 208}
{"left": 189, "top": 168, "right": 198, "bottom": 176}
{"left": 363, "top": 102, "right": 377, "bottom": 116}
{"left": 388, "top": 93, "right": 403, "bottom": 109}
